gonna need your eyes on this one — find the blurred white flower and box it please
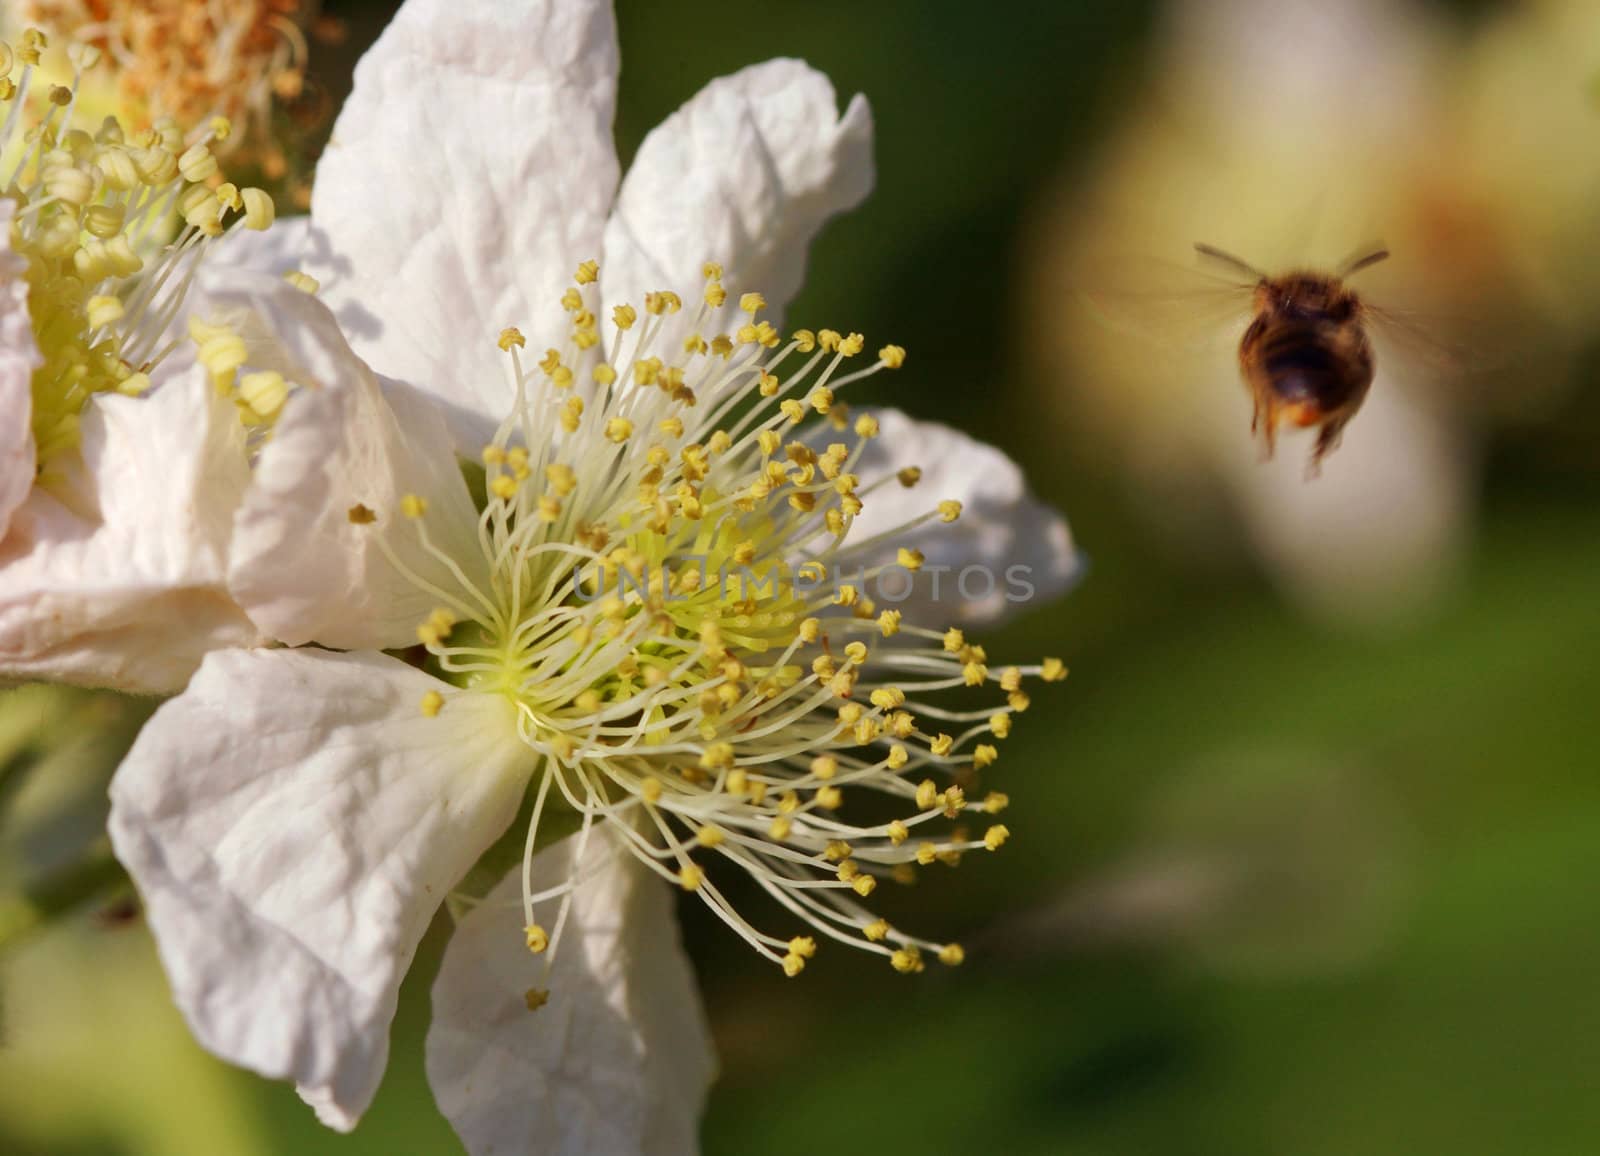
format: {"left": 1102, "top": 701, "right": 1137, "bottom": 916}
{"left": 108, "top": 1, "right": 1078, "bottom": 1152}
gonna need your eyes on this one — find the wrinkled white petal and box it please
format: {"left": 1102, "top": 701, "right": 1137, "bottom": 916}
{"left": 428, "top": 831, "right": 715, "bottom": 1156}
{"left": 308, "top": 0, "right": 620, "bottom": 433}
{"left": 837, "top": 408, "right": 1081, "bottom": 625}
{"left": 0, "top": 198, "right": 40, "bottom": 540}
{"left": 1221, "top": 380, "right": 1472, "bottom": 623}
{"left": 109, "top": 648, "right": 530, "bottom": 1132}
{"left": 0, "top": 368, "right": 258, "bottom": 692}
{"left": 602, "top": 57, "right": 872, "bottom": 360}
{"left": 227, "top": 283, "right": 488, "bottom": 650}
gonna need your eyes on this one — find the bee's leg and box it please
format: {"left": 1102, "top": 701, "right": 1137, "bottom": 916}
{"left": 1306, "top": 418, "right": 1348, "bottom": 479}
{"left": 1256, "top": 398, "right": 1278, "bottom": 461}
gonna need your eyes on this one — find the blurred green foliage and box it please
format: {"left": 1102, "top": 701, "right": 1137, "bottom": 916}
{"left": 3, "top": 0, "right": 1598, "bottom": 1152}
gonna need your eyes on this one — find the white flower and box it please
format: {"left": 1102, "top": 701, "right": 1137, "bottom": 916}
{"left": 0, "top": 30, "right": 286, "bottom": 691}
{"left": 109, "top": 0, "right": 1080, "bottom": 1150}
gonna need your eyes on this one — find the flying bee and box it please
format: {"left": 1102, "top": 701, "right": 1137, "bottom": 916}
{"left": 1082, "top": 242, "right": 1467, "bottom": 477}
{"left": 1194, "top": 242, "right": 1393, "bottom": 472}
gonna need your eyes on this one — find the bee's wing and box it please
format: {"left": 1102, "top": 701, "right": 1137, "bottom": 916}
{"left": 1075, "top": 255, "right": 1256, "bottom": 352}
{"left": 1363, "top": 305, "right": 1475, "bottom": 373}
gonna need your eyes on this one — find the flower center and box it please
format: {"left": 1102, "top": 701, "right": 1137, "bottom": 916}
{"left": 389, "top": 261, "right": 1067, "bottom": 980}
{"left": 1, "top": 28, "right": 274, "bottom": 470}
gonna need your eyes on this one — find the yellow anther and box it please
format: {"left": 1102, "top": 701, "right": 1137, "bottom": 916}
{"left": 240, "top": 187, "right": 274, "bottom": 231}
{"left": 284, "top": 270, "right": 319, "bottom": 294}
{"left": 984, "top": 825, "right": 1011, "bottom": 850}
{"left": 818, "top": 329, "right": 842, "bottom": 352}
{"left": 798, "top": 618, "right": 821, "bottom": 643}
{"left": 544, "top": 463, "right": 576, "bottom": 496}
{"left": 640, "top": 777, "right": 663, "bottom": 805}
{"left": 838, "top": 332, "right": 865, "bottom": 357}
{"left": 815, "top": 785, "right": 843, "bottom": 810}
{"left": 897, "top": 548, "right": 925, "bottom": 572}
{"left": 696, "top": 826, "right": 726, "bottom": 848}
{"left": 238, "top": 371, "right": 288, "bottom": 421}
{"left": 704, "top": 281, "right": 727, "bottom": 307}
{"left": 915, "top": 780, "right": 939, "bottom": 811}
{"left": 983, "top": 792, "right": 1010, "bottom": 814}
{"left": 886, "top": 745, "right": 909, "bottom": 771}
{"left": 973, "top": 744, "right": 998, "bottom": 770}
{"left": 769, "top": 816, "right": 793, "bottom": 840}
{"left": 613, "top": 303, "right": 637, "bottom": 330}
{"left": 870, "top": 687, "right": 906, "bottom": 711}
{"left": 939, "top": 944, "right": 965, "bottom": 966}
{"left": 605, "top": 418, "right": 634, "bottom": 444}
{"left": 779, "top": 399, "right": 805, "bottom": 424}
{"left": 938, "top": 500, "right": 963, "bottom": 523}
{"left": 890, "top": 948, "right": 924, "bottom": 974}
{"left": 879, "top": 344, "right": 906, "bottom": 368}
{"left": 575, "top": 259, "right": 599, "bottom": 284}
{"left": 178, "top": 143, "right": 218, "bottom": 183}
{"left": 877, "top": 610, "right": 902, "bottom": 637}
{"left": 990, "top": 713, "right": 1012, "bottom": 739}
{"left": 852, "top": 874, "right": 877, "bottom": 897}
{"left": 963, "top": 661, "right": 989, "bottom": 687}
{"left": 854, "top": 413, "right": 879, "bottom": 439}
{"left": 843, "top": 641, "right": 868, "bottom": 664}
{"left": 781, "top": 953, "right": 806, "bottom": 977}
{"left": 524, "top": 988, "right": 549, "bottom": 1012}
{"left": 943, "top": 629, "right": 966, "bottom": 654}
{"left": 419, "top": 690, "right": 444, "bottom": 718}
{"left": 561, "top": 397, "right": 584, "bottom": 432}
{"left": 1041, "top": 658, "right": 1068, "bottom": 682}
{"left": 888, "top": 820, "right": 910, "bottom": 845}
{"left": 739, "top": 291, "right": 766, "bottom": 314}
{"left": 85, "top": 295, "right": 124, "bottom": 329}
{"left": 490, "top": 475, "right": 518, "bottom": 501}
{"left": 679, "top": 864, "right": 704, "bottom": 891}
{"left": 915, "top": 842, "right": 938, "bottom": 865}
{"left": 897, "top": 466, "right": 923, "bottom": 488}
{"left": 524, "top": 924, "right": 549, "bottom": 953}
{"left": 823, "top": 839, "right": 852, "bottom": 862}
{"left": 812, "top": 756, "right": 839, "bottom": 782}
{"left": 864, "top": 919, "right": 891, "bottom": 942}
{"left": 498, "top": 327, "right": 526, "bottom": 351}
{"left": 942, "top": 785, "right": 967, "bottom": 817}
{"left": 699, "top": 742, "right": 735, "bottom": 770}
{"left": 400, "top": 494, "right": 429, "bottom": 519}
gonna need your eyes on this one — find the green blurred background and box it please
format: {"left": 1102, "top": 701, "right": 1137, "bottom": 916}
{"left": 4, "top": 0, "right": 1599, "bottom": 1152}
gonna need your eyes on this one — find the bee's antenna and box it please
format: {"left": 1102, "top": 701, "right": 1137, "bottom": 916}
{"left": 1338, "top": 246, "right": 1391, "bottom": 277}
{"left": 1193, "top": 243, "right": 1267, "bottom": 281}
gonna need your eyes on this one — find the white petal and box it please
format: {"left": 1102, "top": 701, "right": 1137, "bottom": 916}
{"left": 836, "top": 408, "right": 1081, "bottom": 626}
{"left": 307, "top": 0, "right": 620, "bottom": 432}
{"left": 227, "top": 284, "right": 488, "bottom": 650}
{"left": 108, "top": 647, "right": 531, "bottom": 1132}
{"left": 602, "top": 58, "right": 872, "bottom": 350}
{"left": 428, "top": 831, "right": 716, "bottom": 1156}
{"left": 0, "top": 369, "right": 258, "bottom": 692}
{"left": 0, "top": 197, "right": 40, "bottom": 539}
